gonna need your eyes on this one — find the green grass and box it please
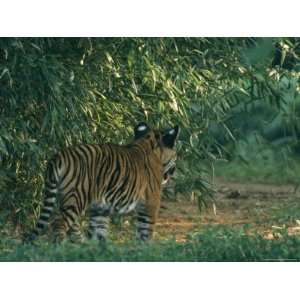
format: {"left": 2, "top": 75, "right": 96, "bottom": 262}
{"left": 215, "top": 158, "right": 300, "bottom": 185}
{"left": 214, "top": 139, "right": 300, "bottom": 185}
{"left": 1, "top": 225, "right": 300, "bottom": 262}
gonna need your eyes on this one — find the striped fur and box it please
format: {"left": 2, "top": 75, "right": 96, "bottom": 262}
{"left": 25, "top": 123, "right": 179, "bottom": 243}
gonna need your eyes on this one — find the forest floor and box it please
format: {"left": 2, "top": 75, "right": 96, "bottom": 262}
{"left": 154, "top": 178, "right": 300, "bottom": 242}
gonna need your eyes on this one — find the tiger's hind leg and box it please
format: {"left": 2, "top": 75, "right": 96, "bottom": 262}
{"left": 87, "top": 204, "right": 110, "bottom": 241}
{"left": 68, "top": 220, "right": 84, "bottom": 243}
{"left": 52, "top": 204, "right": 79, "bottom": 243}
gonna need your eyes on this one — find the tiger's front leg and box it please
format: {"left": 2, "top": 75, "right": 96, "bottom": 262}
{"left": 136, "top": 196, "right": 160, "bottom": 241}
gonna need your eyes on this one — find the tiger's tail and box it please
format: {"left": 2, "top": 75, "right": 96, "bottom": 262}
{"left": 24, "top": 158, "right": 59, "bottom": 243}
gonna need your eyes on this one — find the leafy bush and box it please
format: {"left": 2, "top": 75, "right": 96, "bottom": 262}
{"left": 1, "top": 37, "right": 299, "bottom": 227}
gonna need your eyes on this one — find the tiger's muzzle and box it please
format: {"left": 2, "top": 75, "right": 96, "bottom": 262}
{"left": 162, "top": 164, "right": 176, "bottom": 185}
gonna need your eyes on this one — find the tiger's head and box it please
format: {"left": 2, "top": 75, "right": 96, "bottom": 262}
{"left": 134, "top": 122, "right": 179, "bottom": 185}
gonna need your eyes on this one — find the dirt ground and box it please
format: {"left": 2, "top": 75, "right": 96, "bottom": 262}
{"left": 156, "top": 178, "right": 300, "bottom": 242}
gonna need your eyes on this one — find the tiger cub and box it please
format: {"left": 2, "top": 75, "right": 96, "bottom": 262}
{"left": 25, "top": 122, "right": 179, "bottom": 242}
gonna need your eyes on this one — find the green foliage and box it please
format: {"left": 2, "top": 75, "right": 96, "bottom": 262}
{"left": 215, "top": 141, "right": 300, "bottom": 185}
{"left": 1, "top": 37, "right": 300, "bottom": 227}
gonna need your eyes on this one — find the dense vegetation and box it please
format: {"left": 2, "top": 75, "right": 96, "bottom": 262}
{"left": 1, "top": 38, "right": 300, "bottom": 261}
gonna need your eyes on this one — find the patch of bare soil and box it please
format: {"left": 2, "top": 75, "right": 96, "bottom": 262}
{"left": 156, "top": 178, "right": 300, "bottom": 242}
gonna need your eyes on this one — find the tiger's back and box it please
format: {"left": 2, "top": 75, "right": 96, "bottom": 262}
{"left": 49, "top": 143, "right": 153, "bottom": 214}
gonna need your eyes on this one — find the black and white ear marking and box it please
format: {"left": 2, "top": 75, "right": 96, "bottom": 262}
{"left": 168, "top": 128, "right": 176, "bottom": 135}
{"left": 134, "top": 122, "right": 150, "bottom": 139}
{"left": 162, "top": 125, "right": 179, "bottom": 148}
{"left": 137, "top": 124, "right": 147, "bottom": 132}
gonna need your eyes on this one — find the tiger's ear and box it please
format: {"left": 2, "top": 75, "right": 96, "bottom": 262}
{"left": 134, "top": 122, "right": 150, "bottom": 139}
{"left": 162, "top": 125, "right": 179, "bottom": 148}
